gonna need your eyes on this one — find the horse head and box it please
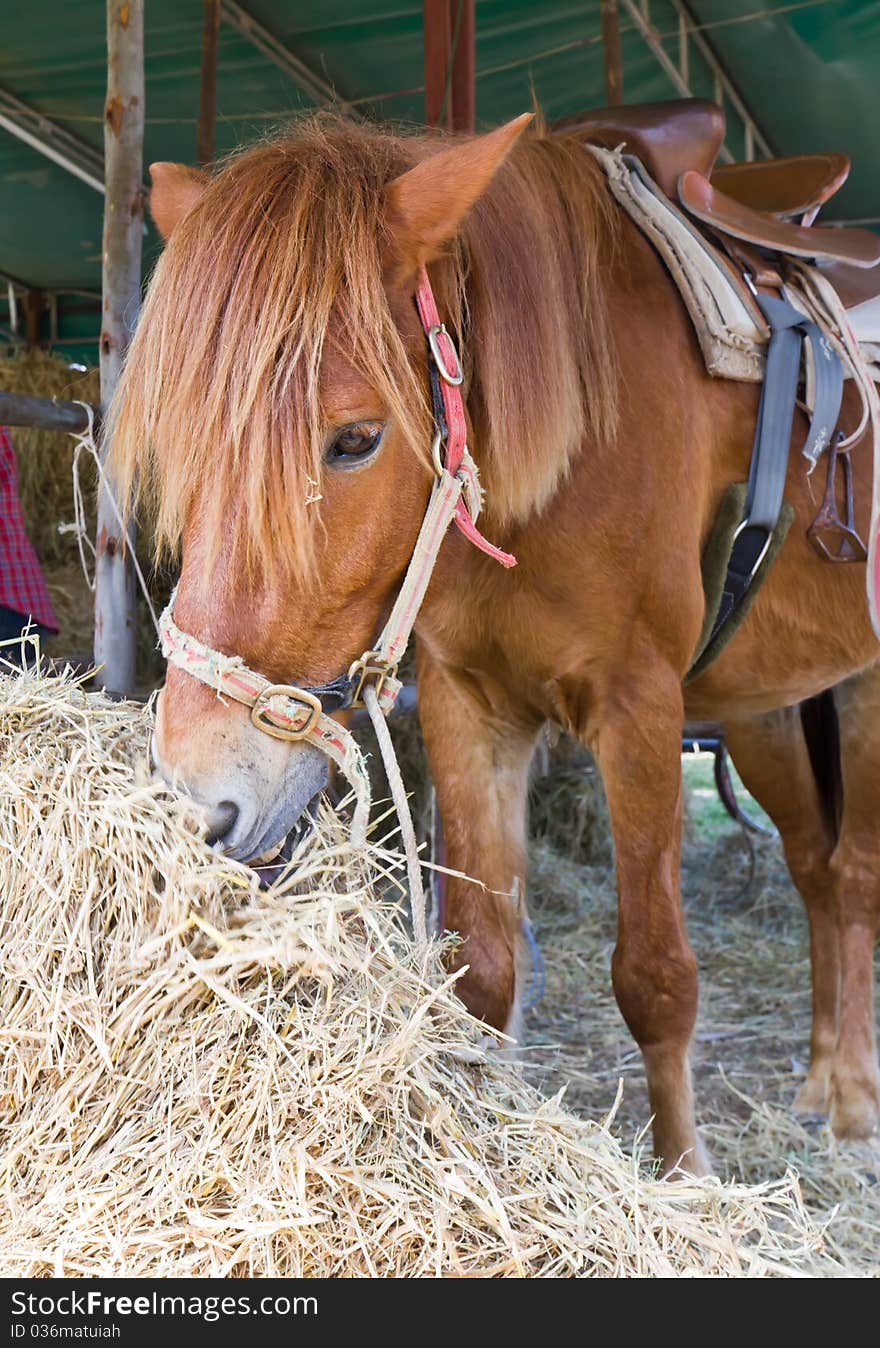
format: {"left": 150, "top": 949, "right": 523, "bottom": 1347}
{"left": 111, "top": 115, "right": 530, "bottom": 863}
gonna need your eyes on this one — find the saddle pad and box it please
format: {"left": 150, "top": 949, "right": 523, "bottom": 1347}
{"left": 842, "top": 292, "right": 880, "bottom": 344}
{"left": 587, "top": 144, "right": 767, "bottom": 382}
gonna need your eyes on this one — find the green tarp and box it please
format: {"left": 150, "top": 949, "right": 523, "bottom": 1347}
{"left": 0, "top": 1, "right": 877, "bottom": 361}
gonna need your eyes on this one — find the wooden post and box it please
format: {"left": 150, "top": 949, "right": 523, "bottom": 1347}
{"left": 423, "top": 0, "right": 476, "bottom": 132}
{"left": 23, "top": 289, "right": 43, "bottom": 348}
{"left": 197, "top": 0, "right": 220, "bottom": 165}
{"left": 95, "top": 0, "right": 143, "bottom": 695}
{"left": 601, "top": 0, "right": 624, "bottom": 106}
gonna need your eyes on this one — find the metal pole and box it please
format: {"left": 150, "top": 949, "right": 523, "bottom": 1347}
{"left": 450, "top": 0, "right": 475, "bottom": 132}
{"left": 601, "top": 0, "right": 624, "bottom": 106}
{"left": 423, "top": 0, "right": 452, "bottom": 128}
{"left": 197, "top": 0, "right": 220, "bottom": 165}
{"left": 220, "top": 1, "right": 355, "bottom": 115}
{"left": 95, "top": 0, "right": 143, "bottom": 695}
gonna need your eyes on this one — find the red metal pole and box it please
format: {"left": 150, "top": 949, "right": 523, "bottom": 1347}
{"left": 197, "top": 0, "right": 220, "bottom": 165}
{"left": 423, "top": 0, "right": 452, "bottom": 128}
{"left": 601, "top": 0, "right": 624, "bottom": 106}
{"left": 450, "top": 0, "right": 475, "bottom": 132}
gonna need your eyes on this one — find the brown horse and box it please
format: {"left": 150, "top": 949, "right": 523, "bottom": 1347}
{"left": 109, "top": 113, "right": 880, "bottom": 1174}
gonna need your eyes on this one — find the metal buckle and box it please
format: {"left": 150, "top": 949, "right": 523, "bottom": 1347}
{"left": 348, "top": 651, "right": 398, "bottom": 708}
{"left": 431, "top": 428, "right": 445, "bottom": 477}
{"left": 250, "top": 684, "right": 322, "bottom": 741}
{"left": 427, "top": 323, "right": 464, "bottom": 386}
{"left": 731, "top": 519, "right": 773, "bottom": 582}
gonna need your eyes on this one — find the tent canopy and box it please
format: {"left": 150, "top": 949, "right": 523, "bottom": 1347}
{"left": 1, "top": 1, "right": 877, "bottom": 361}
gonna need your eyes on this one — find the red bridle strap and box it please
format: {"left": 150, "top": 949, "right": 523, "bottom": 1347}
{"left": 158, "top": 267, "right": 516, "bottom": 869}
{"left": 415, "top": 267, "right": 517, "bottom": 569}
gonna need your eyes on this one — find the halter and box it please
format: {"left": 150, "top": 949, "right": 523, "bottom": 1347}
{"left": 158, "top": 266, "right": 516, "bottom": 933}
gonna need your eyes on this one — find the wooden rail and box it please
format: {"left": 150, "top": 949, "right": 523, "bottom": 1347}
{"left": 0, "top": 390, "right": 97, "bottom": 434}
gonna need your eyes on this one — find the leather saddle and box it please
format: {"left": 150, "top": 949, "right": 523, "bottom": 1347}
{"left": 552, "top": 99, "right": 880, "bottom": 658}
{"left": 553, "top": 99, "right": 880, "bottom": 275}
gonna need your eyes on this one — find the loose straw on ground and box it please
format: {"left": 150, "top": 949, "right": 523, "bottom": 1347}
{"left": 0, "top": 671, "right": 838, "bottom": 1277}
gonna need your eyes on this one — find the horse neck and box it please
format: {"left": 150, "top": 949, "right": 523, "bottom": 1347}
{"left": 445, "top": 135, "right": 621, "bottom": 532}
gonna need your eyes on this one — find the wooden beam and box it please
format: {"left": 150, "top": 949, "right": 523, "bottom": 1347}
{"left": 0, "top": 391, "right": 95, "bottom": 434}
{"left": 23, "top": 290, "right": 43, "bottom": 349}
{"left": 601, "top": 0, "right": 624, "bottom": 106}
{"left": 95, "top": 0, "right": 143, "bottom": 696}
{"left": 197, "top": 0, "right": 220, "bottom": 165}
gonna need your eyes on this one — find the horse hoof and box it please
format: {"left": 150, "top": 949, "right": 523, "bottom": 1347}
{"left": 793, "top": 1075, "right": 830, "bottom": 1119}
{"left": 829, "top": 1083, "right": 880, "bottom": 1143}
{"left": 662, "top": 1134, "right": 714, "bottom": 1179}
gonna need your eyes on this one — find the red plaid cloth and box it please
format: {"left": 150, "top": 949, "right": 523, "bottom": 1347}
{"left": 0, "top": 427, "right": 58, "bottom": 631}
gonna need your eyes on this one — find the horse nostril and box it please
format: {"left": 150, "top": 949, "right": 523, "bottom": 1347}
{"left": 205, "top": 800, "right": 240, "bottom": 845}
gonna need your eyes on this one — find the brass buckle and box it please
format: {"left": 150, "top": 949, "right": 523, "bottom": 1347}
{"left": 250, "top": 684, "right": 322, "bottom": 741}
{"left": 348, "top": 651, "right": 398, "bottom": 708}
{"left": 427, "top": 323, "right": 464, "bottom": 386}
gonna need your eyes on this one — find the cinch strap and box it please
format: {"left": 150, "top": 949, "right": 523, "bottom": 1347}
{"left": 704, "top": 289, "right": 844, "bottom": 651}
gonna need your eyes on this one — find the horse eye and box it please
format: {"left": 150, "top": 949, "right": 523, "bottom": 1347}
{"left": 326, "top": 421, "right": 384, "bottom": 465}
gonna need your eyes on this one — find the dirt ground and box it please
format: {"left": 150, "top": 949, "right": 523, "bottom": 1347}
{"left": 522, "top": 756, "right": 880, "bottom": 1274}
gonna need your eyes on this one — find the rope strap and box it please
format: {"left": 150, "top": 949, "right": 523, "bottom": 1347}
{"left": 156, "top": 267, "right": 519, "bottom": 944}
{"left": 159, "top": 602, "right": 373, "bottom": 848}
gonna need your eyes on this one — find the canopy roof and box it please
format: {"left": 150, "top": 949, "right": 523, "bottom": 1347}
{"left": 1, "top": 1, "right": 877, "bottom": 360}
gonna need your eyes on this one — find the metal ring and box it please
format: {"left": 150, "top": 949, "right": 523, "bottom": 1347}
{"left": 427, "top": 323, "right": 464, "bottom": 386}
{"left": 731, "top": 519, "right": 773, "bottom": 581}
{"left": 431, "top": 428, "right": 445, "bottom": 477}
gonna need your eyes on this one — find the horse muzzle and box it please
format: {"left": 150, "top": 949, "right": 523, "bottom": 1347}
{"left": 151, "top": 689, "right": 329, "bottom": 866}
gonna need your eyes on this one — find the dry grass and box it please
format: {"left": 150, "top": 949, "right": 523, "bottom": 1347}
{"left": 0, "top": 670, "right": 841, "bottom": 1277}
{"left": 523, "top": 831, "right": 880, "bottom": 1276}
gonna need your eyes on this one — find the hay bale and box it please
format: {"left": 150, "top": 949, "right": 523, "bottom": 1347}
{"left": 0, "top": 352, "right": 99, "bottom": 566}
{"left": 0, "top": 671, "right": 835, "bottom": 1277}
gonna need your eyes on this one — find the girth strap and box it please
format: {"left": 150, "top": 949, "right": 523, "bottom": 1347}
{"left": 702, "top": 290, "right": 844, "bottom": 655}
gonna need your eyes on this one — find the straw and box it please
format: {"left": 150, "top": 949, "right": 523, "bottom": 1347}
{"left": 0, "top": 670, "right": 838, "bottom": 1277}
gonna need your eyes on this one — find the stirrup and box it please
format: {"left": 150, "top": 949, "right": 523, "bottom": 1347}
{"left": 807, "top": 432, "right": 868, "bottom": 563}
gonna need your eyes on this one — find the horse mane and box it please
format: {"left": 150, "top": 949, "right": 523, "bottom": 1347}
{"left": 107, "top": 115, "right": 618, "bottom": 580}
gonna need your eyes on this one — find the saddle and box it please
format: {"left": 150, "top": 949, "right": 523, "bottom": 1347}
{"left": 552, "top": 99, "right": 880, "bottom": 667}
{"left": 555, "top": 99, "right": 880, "bottom": 270}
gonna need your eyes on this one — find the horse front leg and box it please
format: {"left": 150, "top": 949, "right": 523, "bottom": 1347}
{"left": 416, "top": 644, "right": 540, "bottom": 1037}
{"left": 592, "top": 661, "right": 706, "bottom": 1175}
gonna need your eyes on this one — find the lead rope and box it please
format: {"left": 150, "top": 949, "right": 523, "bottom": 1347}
{"left": 362, "top": 684, "right": 427, "bottom": 946}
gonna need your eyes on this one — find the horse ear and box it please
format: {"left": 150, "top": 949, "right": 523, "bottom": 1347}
{"left": 385, "top": 113, "right": 533, "bottom": 275}
{"left": 149, "top": 162, "right": 209, "bottom": 240}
